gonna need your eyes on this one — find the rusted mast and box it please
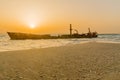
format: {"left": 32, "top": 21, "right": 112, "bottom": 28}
{"left": 88, "top": 27, "right": 91, "bottom": 33}
{"left": 70, "top": 24, "right": 72, "bottom": 36}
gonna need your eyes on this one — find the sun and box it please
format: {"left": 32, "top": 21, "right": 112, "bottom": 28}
{"left": 29, "top": 24, "right": 36, "bottom": 29}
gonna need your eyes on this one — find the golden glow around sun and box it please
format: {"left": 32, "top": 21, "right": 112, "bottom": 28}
{"left": 19, "top": 10, "right": 45, "bottom": 30}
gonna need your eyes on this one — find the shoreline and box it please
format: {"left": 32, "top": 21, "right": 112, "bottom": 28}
{"left": 1, "top": 41, "right": 120, "bottom": 52}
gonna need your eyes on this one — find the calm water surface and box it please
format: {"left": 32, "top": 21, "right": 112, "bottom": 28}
{"left": 0, "top": 33, "right": 120, "bottom": 52}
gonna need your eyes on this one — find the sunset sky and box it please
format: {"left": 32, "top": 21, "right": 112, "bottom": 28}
{"left": 0, "top": 0, "right": 120, "bottom": 34}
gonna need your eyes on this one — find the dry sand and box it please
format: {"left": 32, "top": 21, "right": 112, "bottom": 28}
{"left": 0, "top": 42, "right": 120, "bottom": 80}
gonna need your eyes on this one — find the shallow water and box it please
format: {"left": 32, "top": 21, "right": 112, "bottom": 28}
{"left": 0, "top": 33, "right": 120, "bottom": 52}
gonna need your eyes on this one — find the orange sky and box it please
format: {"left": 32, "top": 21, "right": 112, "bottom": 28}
{"left": 0, "top": 0, "right": 120, "bottom": 34}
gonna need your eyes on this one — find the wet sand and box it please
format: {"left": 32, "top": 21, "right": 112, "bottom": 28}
{"left": 0, "top": 42, "right": 120, "bottom": 80}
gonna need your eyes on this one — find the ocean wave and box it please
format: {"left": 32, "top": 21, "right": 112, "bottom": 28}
{"left": 0, "top": 33, "right": 120, "bottom": 52}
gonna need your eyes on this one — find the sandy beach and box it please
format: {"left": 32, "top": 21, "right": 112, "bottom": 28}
{"left": 0, "top": 42, "right": 120, "bottom": 80}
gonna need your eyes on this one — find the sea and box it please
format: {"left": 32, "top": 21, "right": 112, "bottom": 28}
{"left": 0, "top": 33, "right": 120, "bottom": 52}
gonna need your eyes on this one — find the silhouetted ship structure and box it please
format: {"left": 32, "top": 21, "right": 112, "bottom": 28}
{"left": 7, "top": 24, "right": 98, "bottom": 40}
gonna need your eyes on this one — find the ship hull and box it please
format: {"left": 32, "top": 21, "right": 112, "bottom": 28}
{"left": 7, "top": 32, "right": 97, "bottom": 40}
